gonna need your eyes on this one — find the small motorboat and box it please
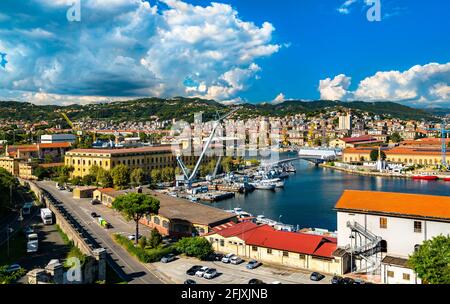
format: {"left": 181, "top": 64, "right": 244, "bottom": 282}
{"left": 412, "top": 174, "right": 438, "bottom": 181}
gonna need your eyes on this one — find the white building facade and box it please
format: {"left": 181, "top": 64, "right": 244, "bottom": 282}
{"left": 335, "top": 190, "right": 450, "bottom": 284}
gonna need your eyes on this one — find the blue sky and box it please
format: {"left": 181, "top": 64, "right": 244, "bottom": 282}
{"left": 0, "top": 0, "right": 449, "bottom": 107}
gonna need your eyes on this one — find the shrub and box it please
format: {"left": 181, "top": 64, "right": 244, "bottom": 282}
{"left": 174, "top": 237, "right": 213, "bottom": 261}
{"left": 113, "top": 234, "right": 174, "bottom": 263}
{"left": 149, "top": 228, "right": 163, "bottom": 249}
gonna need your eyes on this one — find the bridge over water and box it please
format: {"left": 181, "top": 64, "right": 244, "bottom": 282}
{"left": 262, "top": 148, "right": 341, "bottom": 167}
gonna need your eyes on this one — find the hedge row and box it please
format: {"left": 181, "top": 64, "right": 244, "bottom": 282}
{"left": 113, "top": 234, "right": 174, "bottom": 263}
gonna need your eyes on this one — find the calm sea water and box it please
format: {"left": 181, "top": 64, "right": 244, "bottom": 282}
{"left": 207, "top": 153, "right": 450, "bottom": 231}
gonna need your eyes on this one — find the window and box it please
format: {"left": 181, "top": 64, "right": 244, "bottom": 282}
{"left": 209, "top": 237, "right": 214, "bottom": 243}
{"left": 414, "top": 221, "right": 422, "bottom": 233}
{"left": 380, "top": 217, "right": 388, "bottom": 229}
{"left": 299, "top": 254, "right": 305, "bottom": 259}
{"left": 403, "top": 273, "right": 410, "bottom": 281}
{"left": 267, "top": 248, "right": 272, "bottom": 255}
{"left": 283, "top": 251, "right": 289, "bottom": 257}
{"left": 153, "top": 217, "right": 160, "bottom": 225}
{"left": 414, "top": 244, "right": 420, "bottom": 252}
{"left": 162, "top": 220, "right": 169, "bottom": 228}
{"left": 252, "top": 246, "right": 258, "bottom": 252}
{"left": 220, "top": 240, "right": 224, "bottom": 247}
{"left": 387, "top": 271, "right": 394, "bottom": 278}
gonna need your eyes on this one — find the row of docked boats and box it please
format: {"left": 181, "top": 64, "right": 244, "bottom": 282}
{"left": 249, "top": 162, "right": 297, "bottom": 190}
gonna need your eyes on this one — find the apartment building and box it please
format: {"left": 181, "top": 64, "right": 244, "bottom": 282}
{"left": 335, "top": 190, "right": 450, "bottom": 284}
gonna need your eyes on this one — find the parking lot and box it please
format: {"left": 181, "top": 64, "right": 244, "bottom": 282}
{"left": 153, "top": 256, "right": 332, "bottom": 284}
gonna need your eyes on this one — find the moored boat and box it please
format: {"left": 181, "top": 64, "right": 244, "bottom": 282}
{"left": 412, "top": 174, "right": 438, "bottom": 181}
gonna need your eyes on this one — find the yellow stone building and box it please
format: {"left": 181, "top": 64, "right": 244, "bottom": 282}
{"left": 64, "top": 145, "right": 199, "bottom": 177}
{"left": 343, "top": 147, "right": 448, "bottom": 166}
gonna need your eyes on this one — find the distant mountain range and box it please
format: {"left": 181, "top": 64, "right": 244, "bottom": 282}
{"left": 0, "top": 98, "right": 444, "bottom": 125}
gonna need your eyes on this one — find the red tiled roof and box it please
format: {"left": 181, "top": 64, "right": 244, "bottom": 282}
{"left": 39, "top": 142, "right": 72, "bottom": 148}
{"left": 245, "top": 227, "right": 337, "bottom": 258}
{"left": 211, "top": 221, "right": 259, "bottom": 238}
{"left": 210, "top": 223, "right": 337, "bottom": 258}
{"left": 342, "top": 135, "right": 380, "bottom": 144}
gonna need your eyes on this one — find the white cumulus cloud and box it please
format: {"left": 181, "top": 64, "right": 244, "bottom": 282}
{"left": 0, "top": 0, "right": 282, "bottom": 105}
{"left": 318, "top": 62, "right": 450, "bottom": 106}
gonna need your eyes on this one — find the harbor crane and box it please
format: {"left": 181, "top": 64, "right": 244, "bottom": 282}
{"left": 176, "top": 107, "right": 241, "bottom": 189}
{"left": 427, "top": 118, "right": 450, "bottom": 169}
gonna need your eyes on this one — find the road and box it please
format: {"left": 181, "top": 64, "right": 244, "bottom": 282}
{"left": 153, "top": 256, "right": 332, "bottom": 284}
{"left": 0, "top": 187, "right": 39, "bottom": 248}
{"left": 36, "top": 181, "right": 167, "bottom": 284}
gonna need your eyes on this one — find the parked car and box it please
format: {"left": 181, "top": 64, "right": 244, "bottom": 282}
{"left": 246, "top": 260, "right": 262, "bottom": 269}
{"left": 271, "top": 281, "right": 282, "bottom": 284}
{"left": 90, "top": 212, "right": 99, "bottom": 218}
{"left": 90, "top": 199, "right": 100, "bottom": 205}
{"left": 230, "top": 256, "right": 244, "bottom": 265}
{"left": 6, "top": 264, "right": 21, "bottom": 273}
{"left": 160, "top": 254, "right": 176, "bottom": 263}
{"left": 184, "top": 279, "right": 197, "bottom": 284}
{"left": 195, "top": 267, "right": 209, "bottom": 277}
{"left": 127, "top": 234, "right": 142, "bottom": 241}
{"left": 203, "top": 268, "right": 218, "bottom": 279}
{"left": 310, "top": 272, "right": 325, "bottom": 281}
{"left": 207, "top": 252, "right": 223, "bottom": 261}
{"left": 353, "top": 279, "right": 366, "bottom": 284}
{"left": 248, "top": 278, "right": 265, "bottom": 284}
{"left": 24, "top": 226, "right": 34, "bottom": 235}
{"left": 342, "top": 277, "right": 355, "bottom": 284}
{"left": 186, "top": 265, "right": 203, "bottom": 276}
{"left": 221, "top": 253, "right": 235, "bottom": 263}
{"left": 331, "top": 275, "right": 344, "bottom": 284}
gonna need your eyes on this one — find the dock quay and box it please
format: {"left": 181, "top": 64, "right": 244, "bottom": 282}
{"left": 197, "top": 191, "right": 235, "bottom": 202}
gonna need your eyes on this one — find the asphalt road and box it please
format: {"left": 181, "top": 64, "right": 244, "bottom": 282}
{"left": 36, "top": 181, "right": 166, "bottom": 284}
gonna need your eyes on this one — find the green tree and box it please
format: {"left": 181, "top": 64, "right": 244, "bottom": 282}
{"left": 370, "top": 149, "right": 387, "bottom": 161}
{"left": 111, "top": 164, "right": 130, "bottom": 189}
{"left": 221, "top": 157, "right": 234, "bottom": 173}
{"left": 130, "top": 168, "right": 145, "bottom": 187}
{"left": 33, "top": 166, "right": 51, "bottom": 180}
{"left": 81, "top": 174, "right": 96, "bottom": 186}
{"left": 138, "top": 236, "right": 147, "bottom": 249}
{"left": 89, "top": 165, "right": 101, "bottom": 179}
{"left": 408, "top": 235, "right": 450, "bottom": 284}
{"left": 390, "top": 132, "right": 403, "bottom": 143}
{"left": 174, "top": 237, "right": 214, "bottom": 260}
{"left": 97, "top": 168, "right": 113, "bottom": 188}
{"left": 150, "top": 169, "right": 161, "bottom": 184}
{"left": 112, "top": 193, "right": 160, "bottom": 245}
{"left": 149, "top": 228, "right": 163, "bottom": 249}
{"left": 161, "top": 167, "right": 175, "bottom": 182}
{"left": 0, "top": 168, "right": 17, "bottom": 212}
{"left": 56, "top": 166, "right": 73, "bottom": 185}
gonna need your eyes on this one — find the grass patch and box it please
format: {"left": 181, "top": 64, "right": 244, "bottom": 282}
{"left": 113, "top": 234, "right": 175, "bottom": 263}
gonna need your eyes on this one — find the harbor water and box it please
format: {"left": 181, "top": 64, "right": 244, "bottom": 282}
{"left": 207, "top": 152, "right": 450, "bottom": 231}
